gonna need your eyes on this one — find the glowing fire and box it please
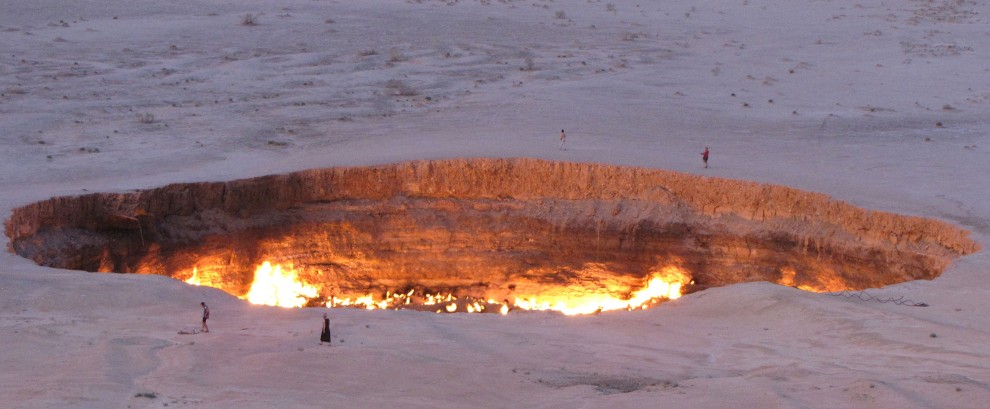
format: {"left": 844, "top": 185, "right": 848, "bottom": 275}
{"left": 184, "top": 266, "right": 225, "bottom": 288}
{"left": 777, "top": 266, "right": 847, "bottom": 293}
{"left": 513, "top": 266, "right": 691, "bottom": 315}
{"left": 185, "top": 267, "right": 203, "bottom": 285}
{"left": 243, "top": 262, "right": 319, "bottom": 307}
{"left": 185, "top": 261, "right": 692, "bottom": 315}
{"left": 186, "top": 262, "right": 320, "bottom": 308}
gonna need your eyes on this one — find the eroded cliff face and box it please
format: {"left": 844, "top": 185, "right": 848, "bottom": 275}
{"left": 4, "top": 158, "right": 980, "bottom": 304}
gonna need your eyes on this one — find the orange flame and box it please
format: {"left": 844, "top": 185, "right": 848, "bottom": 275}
{"left": 184, "top": 266, "right": 225, "bottom": 288}
{"left": 243, "top": 262, "right": 319, "bottom": 308}
{"left": 184, "top": 267, "right": 203, "bottom": 286}
{"left": 512, "top": 266, "right": 691, "bottom": 315}
{"left": 184, "top": 261, "right": 691, "bottom": 314}
{"left": 777, "top": 266, "right": 848, "bottom": 293}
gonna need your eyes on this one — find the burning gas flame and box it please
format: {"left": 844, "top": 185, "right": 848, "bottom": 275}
{"left": 512, "top": 266, "right": 691, "bottom": 315}
{"left": 243, "top": 261, "right": 319, "bottom": 308}
{"left": 185, "top": 261, "right": 691, "bottom": 314}
{"left": 185, "top": 267, "right": 203, "bottom": 286}
{"left": 186, "top": 264, "right": 319, "bottom": 307}
{"left": 184, "top": 266, "right": 225, "bottom": 288}
{"left": 777, "top": 266, "right": 846, "bottom": 293}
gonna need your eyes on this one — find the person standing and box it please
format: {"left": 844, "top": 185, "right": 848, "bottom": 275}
{"left": 701, "top": 146, "right": 709, "bottom": 168}
{"left": 559, "top": 129, "right": 566, "bottom": 150}
{"left": 200, "top": 302, "right": 210, "bottom": 333}
{"left": 320, "top": 312, "right": 332, "bottom": 345}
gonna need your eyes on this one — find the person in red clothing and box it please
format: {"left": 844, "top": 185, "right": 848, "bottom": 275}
{"left": 701, "top": 146, "right": 709, "bottom": 168}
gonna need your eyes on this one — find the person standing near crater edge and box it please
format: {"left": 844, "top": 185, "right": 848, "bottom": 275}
{"left": 320, "top": 312, "right": 332, "bottom": 345}
{"left": 200, "top": 302, "right": 210, "bottom": 333}
{"left": 701, "top": 146, "right": 709, "bottom": 168}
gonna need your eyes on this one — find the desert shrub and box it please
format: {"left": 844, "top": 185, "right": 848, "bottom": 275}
{"left": 621, "top": 32, "right": 642, "bottom": 41}
{"left": 522, "top": 57, "right": 536, "bottom": 71}
{"left": 387, "top": 48, "right": 406, "bottom": 63}
{"left": 242, "top": 13, "right": 258, "bottom": 26}
{"left": 385, "top": 79, "right": 417, "bottom": 96}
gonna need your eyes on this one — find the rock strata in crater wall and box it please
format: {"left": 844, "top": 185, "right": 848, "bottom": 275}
{"left": 4, "top": 158, "right": 979, "bottom": 300}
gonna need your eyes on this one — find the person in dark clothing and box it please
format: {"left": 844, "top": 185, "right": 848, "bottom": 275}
{"left": 701, "top": 146, "right": 710, "bottom": 168}
{"left": 320, "top": 312, "right": 331, "bottom": 345}
{"left": 200, "top": 302, "right": 210, "bottom": 333}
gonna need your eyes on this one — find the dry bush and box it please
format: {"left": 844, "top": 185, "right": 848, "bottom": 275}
{"left": 621, "top": 32, "right": 643, "bottom": 41}
{"left": 522, "top": 57, "right": 536, "bottom": 71}
{"left": 241, "top": 13, "right": 258, "bottom": 26}
{"left": 385, "top": 79, "right": 417, "bottom": 96}
{"left": 388, "top": 48, "right": 406, "bottom": 63}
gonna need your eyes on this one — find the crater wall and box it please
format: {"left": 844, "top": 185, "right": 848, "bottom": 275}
{"left": 4, "top": 158, "right": 979, "bottom": 301}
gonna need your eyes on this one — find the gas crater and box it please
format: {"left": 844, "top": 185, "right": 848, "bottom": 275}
{"left": 3, "top": 159, "right": 979, "bottom": 314}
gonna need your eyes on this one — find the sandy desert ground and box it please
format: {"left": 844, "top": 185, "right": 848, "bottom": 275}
{"left": 2, "top": 0, "right": 990, "bottom": 408}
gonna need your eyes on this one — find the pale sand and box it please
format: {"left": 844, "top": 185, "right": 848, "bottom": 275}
{"left": 1, "top": 1, "right": 989, "bottom": 408}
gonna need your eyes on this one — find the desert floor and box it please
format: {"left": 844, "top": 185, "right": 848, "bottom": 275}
{"left": 2, "top": 1, "right": 989, "bottom": 408}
